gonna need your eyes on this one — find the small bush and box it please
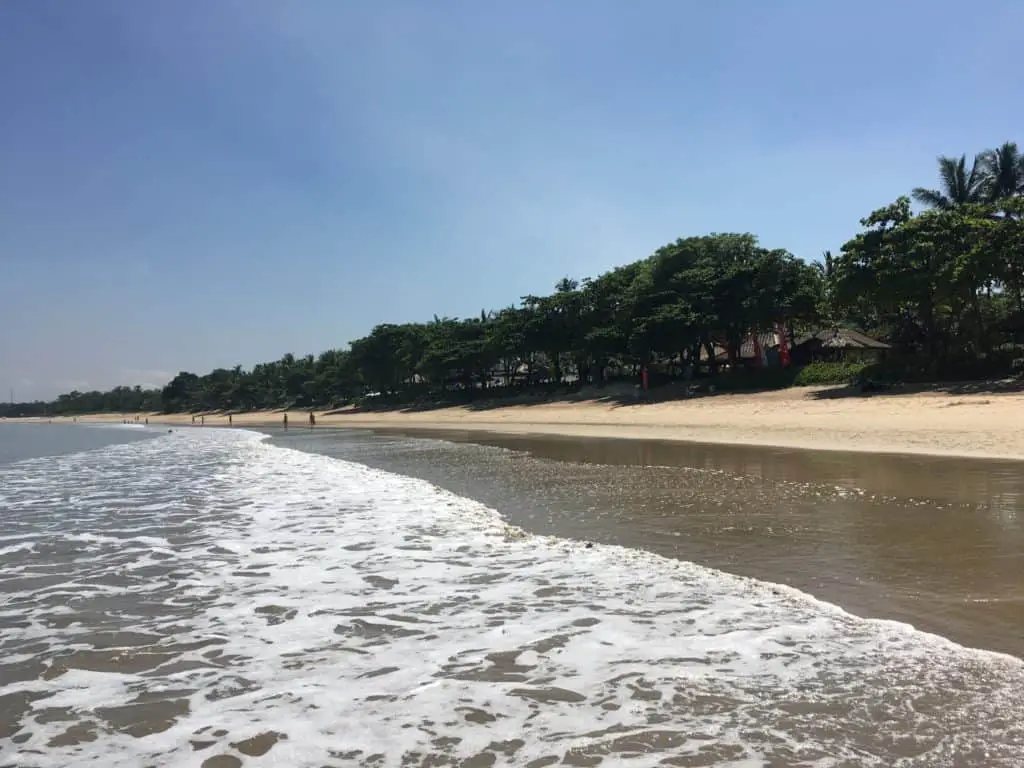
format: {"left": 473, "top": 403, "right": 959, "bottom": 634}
{"left": 792, "top": 361, "right": 870, "bottom": 386}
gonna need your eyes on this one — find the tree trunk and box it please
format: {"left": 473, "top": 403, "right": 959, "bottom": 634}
{"left": 703, "top": 340, "right": 718, "bottom": 376}
{"left": 969, "top": 289, "right": 986, "bottom": 354}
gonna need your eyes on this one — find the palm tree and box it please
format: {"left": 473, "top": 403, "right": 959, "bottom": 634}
{"left": 979, "top": 141, "right": 1024, "bottom": 201}
{"left": 911, "top": 153, "right": 986, "bottom": 209}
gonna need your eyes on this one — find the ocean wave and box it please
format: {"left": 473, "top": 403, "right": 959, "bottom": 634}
{"left": 0, "top": 429, "right": 1021, "bottom": 767}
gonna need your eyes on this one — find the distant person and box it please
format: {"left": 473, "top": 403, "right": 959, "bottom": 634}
{"left": 201, "top": 415, "right": 205, "bottom": 426}
{"left": 228, "top": 413, "right": 233, "bottom": 426}
{"left": 192, "top": 415, "right": 195, "bottom": 424}
{"left": 145, "top": 417, "right": 148, "bottom": 425}
{"left": 309, "top": 411, "right": 316, "bottom": 429}
{"left": 283, "top": 412, "right": 288, "bottom": 430}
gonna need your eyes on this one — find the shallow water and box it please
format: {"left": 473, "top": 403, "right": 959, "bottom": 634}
{"left": 1, "top": 427, "right": 1022, "bottom": 766}
{"left": 278, "top": 428, "right": 1024, "bottom": 660}
{"left": 0, "top": 422, "right": 155, "bottom": 465}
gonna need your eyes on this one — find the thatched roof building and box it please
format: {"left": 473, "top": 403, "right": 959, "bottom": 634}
{"left": 792, "top": 328, "right": 889, "bottom": 363}
{"left": 793, "top": 328, "right": 890, "bottom": 350}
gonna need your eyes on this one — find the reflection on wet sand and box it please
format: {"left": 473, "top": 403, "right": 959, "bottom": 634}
{"left": 278, "top": 427, "right": 1024, "bottom": 659}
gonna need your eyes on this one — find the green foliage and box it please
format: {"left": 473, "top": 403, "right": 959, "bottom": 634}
{"left": 792, "top": 362, "right": 870, "bottom": 386}
{"left": 0, "top": 386, "right": 162, "bottom": 417}
{"left": 911, "top": 154, "right": 986, "bottom": 210}
{"left": 14, "top": 138, "right": 1024, "bottom": 416}
{"left": 830, "top": 187, "right": 1024, "bottom": 376}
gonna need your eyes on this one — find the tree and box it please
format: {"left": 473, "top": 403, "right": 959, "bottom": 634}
{"left": 979, "top": 141, "right": 1024, "bottom": 202}
{"left": 161, "top": 372, "right": 200, "bottom": 412}
{"left": 35, "top": 140, "right": 1024, "bottom": 416}
{"left": 912, "top": 154, "right": 986, "bottom": 210}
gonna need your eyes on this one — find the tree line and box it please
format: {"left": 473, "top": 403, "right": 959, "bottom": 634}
{"left": 4, "top": 141, "right": 1023, "bottom": 418}
{"left": 0, "top": 386, "right": 163, "bottom": 419}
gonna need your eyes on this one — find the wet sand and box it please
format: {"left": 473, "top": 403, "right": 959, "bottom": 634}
{"left": 275, "top": 427, "right": 1024, "bottom": 660}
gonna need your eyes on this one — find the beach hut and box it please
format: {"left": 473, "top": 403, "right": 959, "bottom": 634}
{"left": 791, "top": 328, "right": 890, "bottom": 364}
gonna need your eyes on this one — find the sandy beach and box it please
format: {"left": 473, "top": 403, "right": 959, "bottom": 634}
{"left": 30, "top": 383, "right": 1024, "bottom": 461}
{"left": 6, "top": 414, "right": 1024, "bottom": 765}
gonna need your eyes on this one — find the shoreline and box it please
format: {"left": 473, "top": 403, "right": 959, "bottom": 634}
{"left": 10, "top": 384, "right": 1024, "bottom": 462}
{"left": 313, "top": 422, "right": 1024, "bottom": 464}
{"left": 272, "top": 419, "right": 1024, "bottom": 661}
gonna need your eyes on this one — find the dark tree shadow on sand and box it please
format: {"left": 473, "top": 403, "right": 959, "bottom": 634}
{"left": 809, "top": 377, "right": 1024, "bottom": 400}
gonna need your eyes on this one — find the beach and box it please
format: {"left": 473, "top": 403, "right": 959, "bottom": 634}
{"left": 46, "top": 383, "right": 1024, "bottom": 461}
{"left": 4, "top": 404, "right": 1024, "bottom": 765}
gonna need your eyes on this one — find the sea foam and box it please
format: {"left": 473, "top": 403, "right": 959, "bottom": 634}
{"left": 0, "top": 429, "right": 1021, "bottom": 767}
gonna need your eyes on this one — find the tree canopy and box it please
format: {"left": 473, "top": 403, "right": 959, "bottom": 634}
{"left": 5, "top": 140, "right": 1023, "bottom": 418}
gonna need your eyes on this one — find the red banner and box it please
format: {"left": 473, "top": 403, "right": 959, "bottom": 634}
{"left": 777, "top": 323, "right": 791, "bottom": 367}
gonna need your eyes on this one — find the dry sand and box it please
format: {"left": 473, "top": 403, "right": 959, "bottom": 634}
{"left": 26, "top": 384, "right": 1024, "bottom": 461}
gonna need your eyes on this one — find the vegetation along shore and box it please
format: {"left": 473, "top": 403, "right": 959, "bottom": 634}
{"left": 5, "top": 144, "right": 1024, "bottom": 447}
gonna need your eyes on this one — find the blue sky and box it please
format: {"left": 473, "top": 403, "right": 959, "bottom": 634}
{"left": 2, "top": 0, "right": 1022, "bottom": 399}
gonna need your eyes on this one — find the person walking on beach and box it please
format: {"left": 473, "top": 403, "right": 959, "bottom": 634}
{"left": 228, "top": 413, "right": 233, "bottom": 426}
{"left": 283, "top": 412, "right": 288, "bottom": 430}
{"left": 309, "top": 411, "right": 316, "bottom": 429}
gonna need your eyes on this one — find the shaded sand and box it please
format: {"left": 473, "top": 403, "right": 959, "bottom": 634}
{"left": 23, "top": 384, "right": 1024, "bottom": 461}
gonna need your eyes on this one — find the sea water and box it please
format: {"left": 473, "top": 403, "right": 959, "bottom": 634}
{"left": 0, "top": 427, "right": 1021, "bottom": 766}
